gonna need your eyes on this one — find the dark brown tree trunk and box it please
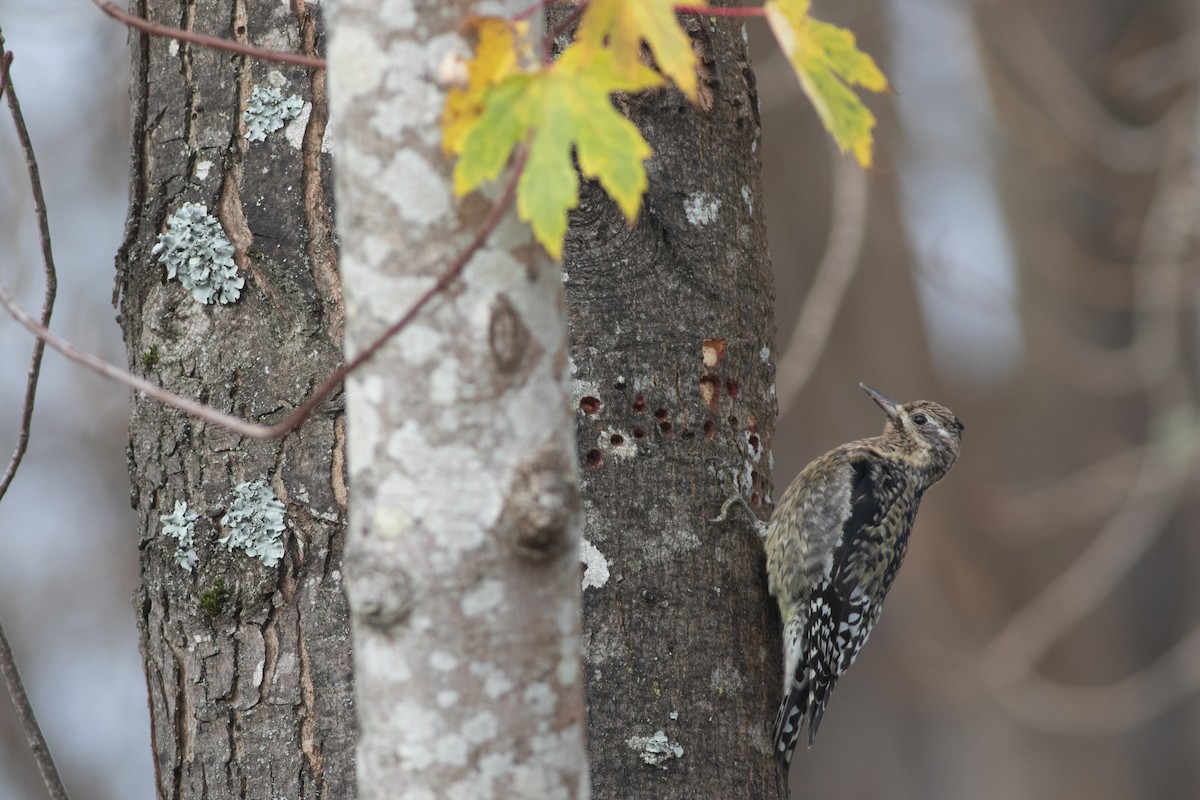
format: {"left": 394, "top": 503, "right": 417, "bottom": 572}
{"left": 562, "top": 13, "right": 784, "bottom": 799}
{"left": 118, "top": 2, "right": 354, "bottom": 798}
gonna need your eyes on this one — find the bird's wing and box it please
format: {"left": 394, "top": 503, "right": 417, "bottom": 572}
{"left": 803, "top": 452, "right": 905, "bottom": 741}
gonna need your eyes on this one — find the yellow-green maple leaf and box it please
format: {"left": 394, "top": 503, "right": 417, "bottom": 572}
{"left": 765, "top": 0, "right": 889, "bottom": 167}
{"left": 575, "top": 0, "right": 698, "bottom": 102}
{"left": 454, "top": 46, "right": 663, "bottom": 259}
{"left": 441, "top": 17, "right": 527, "bottom": 157}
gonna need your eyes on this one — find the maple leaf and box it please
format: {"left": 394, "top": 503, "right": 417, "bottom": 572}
{"left": 453, "top": 46, "right": 663, "bottom": 259}
{"left": 575, "top": 0, "right": 698, "bottom": 102}
{"left": 765, "top": 0, "right": 889, "bottom": 167}
{"left": 441, "top": 17, "right": 527, "bottom": 157}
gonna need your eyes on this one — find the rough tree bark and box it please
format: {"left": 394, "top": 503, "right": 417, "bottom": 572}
{"left": 325, "top": 1, "right": 588, "bottom": 797}
{"left": 119, "top": 0, "right": 778, "bottom": 797}
{"left": 559, "top": 11, "right": 784, "bottom": 799}
{"left": 118, "top": 1, "right": 354, "bottom": 798}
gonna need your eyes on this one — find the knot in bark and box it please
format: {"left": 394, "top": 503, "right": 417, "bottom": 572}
{"left": 502, "top": 452, "right": 580, "bottom": 560}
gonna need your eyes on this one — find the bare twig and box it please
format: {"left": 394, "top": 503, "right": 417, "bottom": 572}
{"left": 0, "top": 148, "right": 528, "bottom": 440}
{"left": 0, "top": 48, "right": 57, "bottom": 504}
{"left": 0, "top": 31, "right": 71, "bottom": 800}
{"left": 1111, "top": 28, "right": 1200, "bottom": 101}
{"left": 987, "top": 615, "right": 1200, "bottom": 734}
{"left": 0, "top": 47, "right": 57, "bottom": 503}
{"left": 977, "top": 113, "right": 1200, "bottom": 702}
{"left": 674, "top": 4, "right": 765, "bottom": 16}
{"left": 776, "top": 153, "right": 869, "bottom": 418}
{"left": 986, "top": 443, "right": 1149, "bottom": 540}
{"left": 91, "top": 0, "right": 326, "bottom": 69}
{"left": 976, "top": 411, "right": 1196, "bottom": 691}
{"left": 976, "top": 0, "right": 1166, "bottom": 173}
{"left": 0, "top": 620, "right": 68, "bottom": 800}
{"left": 544, "top": 4, "right": 586, "bottom": 61}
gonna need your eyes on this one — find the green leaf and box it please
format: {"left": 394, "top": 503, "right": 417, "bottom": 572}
{"left": 576, "top": 0, "right": 699, "bottom": 101}
{"left": 451, "top": 74, "right": 532, "bottom": 195}
{"left": 765, "top": 0, "right": 889, "bottom": 167}
{"left": 454, "top": 46, "right": 662, "bottom": 259}
{"left": 441, "top": 17, "right": 528, "bottom": 157}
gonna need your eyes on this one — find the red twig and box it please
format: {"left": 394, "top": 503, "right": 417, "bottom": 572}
{"left": 0, "top": 33, "right": 71, "bottom": 800}
{"left": 91, "top": 0, "right": 326, "bottom": 69}
{"left": 674, "top": 4, "right": 766, "bottom": 16}
{"left": 0, "top": 148, "right": 529, "bottom": 441}
{"left": 544, "top": 5, "right": 587, "bottom": 61}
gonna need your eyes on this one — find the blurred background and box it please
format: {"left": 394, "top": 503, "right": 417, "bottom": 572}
{"left": 757, "top": 0, "right": 1200, "bottom": 798}
{"left": 0, "top": 2, "right": 150, "bottom": 799}
{"left": 1, "top": 0, "right": 1198, "bottom": 798}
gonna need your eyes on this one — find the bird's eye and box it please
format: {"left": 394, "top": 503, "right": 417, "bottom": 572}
{"left": 912, "top": 413, "right": 928, "bottom": 426}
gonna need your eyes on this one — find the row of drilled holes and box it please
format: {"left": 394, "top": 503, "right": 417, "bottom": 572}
{"left": 581, "top": 395, "right": 756, "bottom": 467}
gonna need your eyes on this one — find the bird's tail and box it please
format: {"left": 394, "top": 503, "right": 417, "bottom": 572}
{"left": 774, "top": 669, "right": 837, "bottom": 764}
{"left": 805, "top": 674, "right": 834, "bottom": 746}
{"left": 772, "top": 674, "right": 809, "bottom": 765}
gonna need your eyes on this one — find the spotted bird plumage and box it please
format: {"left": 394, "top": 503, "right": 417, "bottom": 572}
{"left": 764, "top": 384, "right": 963, "bottom": 764}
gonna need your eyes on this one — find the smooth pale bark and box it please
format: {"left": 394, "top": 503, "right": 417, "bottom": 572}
{"left": 325, "top": 2, "right": 588, "bottom": 798}
{"left": 119, "top": 1, "right": 353, "bottom": 798}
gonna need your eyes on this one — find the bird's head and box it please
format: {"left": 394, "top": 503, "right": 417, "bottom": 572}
{"left": 861, "top": 383, "right": 964, "bottom": 482}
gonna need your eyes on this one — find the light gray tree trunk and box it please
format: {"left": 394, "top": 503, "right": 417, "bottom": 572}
{"left": 325, "top": 1, "right": 589, "bottom": 797}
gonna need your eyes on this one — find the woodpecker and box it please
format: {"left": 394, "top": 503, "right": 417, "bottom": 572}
{"left": 762, "top": 383, "right": 963, "bottom": 765}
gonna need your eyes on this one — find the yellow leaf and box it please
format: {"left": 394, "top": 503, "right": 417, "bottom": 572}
{"left": 765, "top": 0, "right": 889, "bottom": 167}
{"left": 576, "top": 0, "right": 698, "bottom": 102}
{"left": 441, "top": 17, "right": 528, "bottom": 157}
{"left": 454, "top": 45, "right": 662, "bottom": 259}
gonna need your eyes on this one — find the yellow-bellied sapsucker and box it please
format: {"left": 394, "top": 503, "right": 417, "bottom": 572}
{"left": 765, "top": 384, "right": 963, "bottom": 764}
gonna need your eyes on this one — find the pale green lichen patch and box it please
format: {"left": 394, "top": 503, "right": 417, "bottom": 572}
{"left": 160, "top": 500, "right": 200, "bottom": 572}
{"left": 244, "top": 85, "right": 304, "bottom": 142}
{"left": 626, "top": 730, "right": 684, "bottom": 767}
{"left": 684, "top": 191, "right": 721, "bottom": 226}
{"left": 219, "top": 479, "right": 287, "bottom": 566}
{"left": 152, "top": 202, "right": 243, "bottom": 305}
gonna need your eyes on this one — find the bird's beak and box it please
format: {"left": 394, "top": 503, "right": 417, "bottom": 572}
{"left": 860, "top": 383, "right": 900, "bottom": 419}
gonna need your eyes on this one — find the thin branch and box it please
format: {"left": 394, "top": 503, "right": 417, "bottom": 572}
{"left": 976, "top": 0, "right": 1166, "bottom": 174}
{"left": 775, "top": 153, "right": 869, "bottom": 419}
{"left": 0, "top": 619, "right": 68, "bottom": 800}
{"left": 0, "top": 33, "right": 70, "bottom": 800}
{"left": 1111, "top": 27, "right": 1200, "bottom": 101}
{"left": 544, "top": 5, "right": 587, "bottom": 61}
{"left": 986, "top": 443, "right": 1148, "bottom": 541}
{"left": 1029, "top": 314, "right": 1174, "bottom": 395}
{"left": 0, "top": 45, "right": 57, "bottom": 505}
{"left": 976, "top": 113, "right": 1200, "bottom": 695}
{"left": 987, "top": 616, "right": 1200, "bottom": 734}
{"left": 976, "top": 413, "right": 1196, "bottom": 692}
{"left": 0, "top": 149, "right": 528, "bottom": 441}
{"left": 674, "top": 5, "right": 766, "bottom": 16}
{"left": 91, "top": 0, "right": 326, "bottom": 69}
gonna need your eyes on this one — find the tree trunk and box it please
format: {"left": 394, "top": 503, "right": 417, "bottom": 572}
{"left": 325, "top": 1, "right": 588, "bottom": 797}
{"left": 560, "top": 12, "right": 784, "bottom": 799}
{"left": 120, "top": 1, "right": 778, "bottom": 797}
{"left": 118, "top": 2, "right": 354, "bottom": 798}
